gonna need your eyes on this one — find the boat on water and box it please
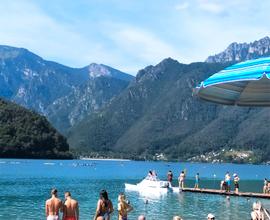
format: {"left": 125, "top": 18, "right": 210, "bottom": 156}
{"left": 125, "top": 178, "right": 175, "bottom": 193}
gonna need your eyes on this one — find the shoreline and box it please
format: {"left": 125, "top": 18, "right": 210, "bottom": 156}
{"left": 79, "top": 157, "right": 131, "bottom": 161}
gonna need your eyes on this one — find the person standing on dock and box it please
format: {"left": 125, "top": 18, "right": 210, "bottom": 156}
{"left": 263, "top": 178, "right": 269, "bottom": 194}
{"left": 233, "top": 173, "right": 240, "bottom": 194}
{"left": 167, "top": 170, "right": 173, "bottom": 186}
{"left": 225, "top": 172, "right": 231, "bottom": 192}
{"left": 178, "top": 171, "right": 185, "bottom": 189}
{"left": 194, "top": 173, "right": 200, "bottom": 189}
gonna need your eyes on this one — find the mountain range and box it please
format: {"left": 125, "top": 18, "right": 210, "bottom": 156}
{"left": 0, "top": 45, "right": 133, "bottom": 134}
{"left": 206, "top": 36, "right": 270, "bottom": 63}
{"left": 1, "top": 36, "right": 270, "bottom": 162}
{"left": 68, "top": 36, "right": 270, "bottom": 163}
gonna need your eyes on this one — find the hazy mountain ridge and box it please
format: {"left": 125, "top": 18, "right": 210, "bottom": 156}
{"left": 0, "top": 45, "right": 133, "bottom": 134}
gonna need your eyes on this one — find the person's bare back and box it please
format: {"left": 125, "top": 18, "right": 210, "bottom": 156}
{"left": 45, "top": 189, "right": 62, "bottom": 220}
{"left": 63, "top": 192, "right": 79, "bottom": 220}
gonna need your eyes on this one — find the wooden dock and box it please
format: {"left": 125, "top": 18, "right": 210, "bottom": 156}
{"left": 181, "top": 188, "right": 270, "bottom": 199}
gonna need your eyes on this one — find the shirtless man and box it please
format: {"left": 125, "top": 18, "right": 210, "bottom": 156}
{"left": 45, "top": 188, "right": 62, "bottom": 220}
{"left": 62, "top": 191, "right": 79, "bottom": 220}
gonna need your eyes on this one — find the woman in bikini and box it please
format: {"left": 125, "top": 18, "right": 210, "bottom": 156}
{"left": 94, "top": 190, "right": 114, "bottom": 220}
{"left": 118, "top": 193, "right": 133, "bottom": 220}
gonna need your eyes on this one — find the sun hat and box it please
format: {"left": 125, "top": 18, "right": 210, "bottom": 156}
{"left": 207, "top": 213, "right": 215, "bottom": 219}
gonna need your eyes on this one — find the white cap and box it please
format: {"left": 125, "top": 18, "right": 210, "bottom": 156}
{"left": 207, "top": 213, "right": 215, "bottom": 218}
{"left": 233, "top": 173, "right": 237, "bottom": 177}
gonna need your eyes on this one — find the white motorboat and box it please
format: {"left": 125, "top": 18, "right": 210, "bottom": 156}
{"left": 125, "top": 178, "right": 173, "bottom": 194}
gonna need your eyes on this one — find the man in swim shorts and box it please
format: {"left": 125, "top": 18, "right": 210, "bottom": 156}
{"left": 62, "top": 191, "right": 79, "bottom": 220}
{"left": 45, "top": 188, "right": 62, "bottom": 220}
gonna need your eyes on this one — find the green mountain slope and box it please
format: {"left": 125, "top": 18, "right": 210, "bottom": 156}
{"left": 0, "top": 98, "right": 71, "bottom": 158}
{"left": 46, "top": 76, "right": 131, "bottom": 134}
{"left": 68, "top": 58, "right": 270, "bottom": 163}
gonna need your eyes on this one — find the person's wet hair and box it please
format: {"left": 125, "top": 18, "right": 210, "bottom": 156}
{"left": 65, "top": 191, "right": 71, "bottom": 197}
{"left": 51, "top": 188, "right": 57, "bottom": 195}
{"left": 100, "top": 189, "right": 108, "bottom": 201}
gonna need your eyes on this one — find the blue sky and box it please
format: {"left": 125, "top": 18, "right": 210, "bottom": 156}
{"left": 0, "top": 0, "right": 270, "bottom": 74}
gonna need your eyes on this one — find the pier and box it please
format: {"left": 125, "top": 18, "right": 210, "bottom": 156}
{"left": 180, "top": 188, "right": 270, "bottom": 199}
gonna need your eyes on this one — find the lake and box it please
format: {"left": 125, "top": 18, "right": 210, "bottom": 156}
{"left": 0, "top": 159, "right": 270, "bottom": 220}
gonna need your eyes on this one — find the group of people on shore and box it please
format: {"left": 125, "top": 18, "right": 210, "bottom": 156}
{"left": 45, "top": 188, "right": 134, "bottom": 220}
{"left": 46, "top": 170, "right": 269, "bottom": 220}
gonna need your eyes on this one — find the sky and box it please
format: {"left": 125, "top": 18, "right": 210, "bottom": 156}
{"left": 0, "top": 0, "right": 270, "bottom": 75}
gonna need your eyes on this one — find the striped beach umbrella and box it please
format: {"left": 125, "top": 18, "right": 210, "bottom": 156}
{"left": 195, "top": 57, "right": 270, "bottom": 106}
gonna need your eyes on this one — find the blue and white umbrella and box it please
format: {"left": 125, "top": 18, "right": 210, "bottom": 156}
{"left": 195, "top": 57, "right": 270, "bottom": 106}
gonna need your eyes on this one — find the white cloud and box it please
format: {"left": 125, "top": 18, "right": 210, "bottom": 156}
{"left": 0, "top": 0, "right": 135, "bottom": 73}
{"left": 0, "top": 0, "right": 270, "bottom": 75}
{"left": 197, "top": 0, "right": 224, "bottom": 14}
{"left": 108, "top": 25, "right": 187, "bottom": 65}
{"left": 175, "top": 2, "right": 189, "bottom": 10}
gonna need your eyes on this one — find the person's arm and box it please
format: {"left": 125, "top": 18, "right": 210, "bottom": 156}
{"left": 126, "top": 202, "right": 133, "bottom": 213}
{"left": 109, "top": 200, "right": 114, "bottom": 214}
{"left": 45, "top": 201, "right": 49, "bottom": 217}
{"left": 75, "top": 202, "right": 79, "bottom": 220}
{"left": 60, "top": 200, "right": 64, "bottom": 213}
{"left": 62, "top": 202, "right": 66, "bottom": 220}
{"left": 93, "top": 200, "right": 101, "bottom": 220}
{"left": 117, "top": 203, "right": 121, "bottom": 212}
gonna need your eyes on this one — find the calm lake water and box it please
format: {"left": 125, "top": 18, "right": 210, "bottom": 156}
{"left": 0, "top": 159, "right": 270, "bottom": 220}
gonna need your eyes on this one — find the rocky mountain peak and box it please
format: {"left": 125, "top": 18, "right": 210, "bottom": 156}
{"left": 206, "top": 36, "right": 270, "bottom": 63}
{"left": 87, "top": 63, "right": 134, "bottom": 81}
{"left": 136, "top": 57, "right": 180, "bottom": 82}
{"left": 88, "top": 63, "right": 112, "bottom": 78}
{"left": 0, "top": 45, "right": 42, "bottom": 61}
